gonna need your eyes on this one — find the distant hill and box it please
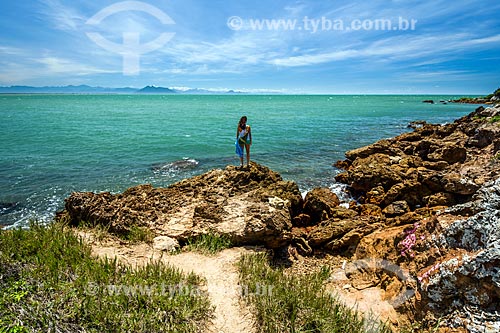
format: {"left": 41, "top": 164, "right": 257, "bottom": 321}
{"left": 136, "top": 85, "right": 176, "bottom": 94}
{"left": 0, "top": 85, "right": 272, "bottom": 95}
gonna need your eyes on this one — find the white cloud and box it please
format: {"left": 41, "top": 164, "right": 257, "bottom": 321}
{"left": 268, "top": 32, "right": 500, "bottom": 67}
{"left": 39, "top": 0, "right": 86, "bottom": 32}
{"left": 36, "top": 56, "right": 116, "bottom": 75}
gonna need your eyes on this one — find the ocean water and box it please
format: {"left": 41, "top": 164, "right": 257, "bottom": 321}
{"left": 0, "top": 94, "right": 477, "bottom": 227}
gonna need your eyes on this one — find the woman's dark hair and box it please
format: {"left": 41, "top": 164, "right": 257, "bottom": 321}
{"left": 238, "top": 116, "right": 247, "bottom": 129}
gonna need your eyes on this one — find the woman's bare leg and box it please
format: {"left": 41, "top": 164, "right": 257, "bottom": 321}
{"left": 245, "top": 144, "right": 250, "bottom": 167}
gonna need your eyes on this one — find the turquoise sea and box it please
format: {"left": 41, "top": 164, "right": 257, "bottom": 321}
{"left": 0, "top": 94, "right": 477, "bottom": 227}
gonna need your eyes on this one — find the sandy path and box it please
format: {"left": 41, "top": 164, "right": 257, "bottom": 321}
{"left": 79, "top": 232, "right": 257, "bottom": 333}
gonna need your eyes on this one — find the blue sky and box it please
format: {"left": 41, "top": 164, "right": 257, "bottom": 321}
{"left": 0, "top": 0, "right": 499, "bottom": 94}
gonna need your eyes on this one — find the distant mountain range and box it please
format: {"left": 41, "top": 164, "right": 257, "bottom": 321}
{"left": 0, "top": 85, "right": 246, "bottom": 94}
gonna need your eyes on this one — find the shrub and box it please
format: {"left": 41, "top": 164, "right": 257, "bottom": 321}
{"left": 0, "top": 222, "right": 212, "bottom": 333}
{"left": 237, "top": 253, "right": 391, "bottom": 333}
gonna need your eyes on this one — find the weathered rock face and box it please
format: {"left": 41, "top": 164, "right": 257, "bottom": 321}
{"left": 418, "top": 178, "right": 500, "bottom": 332}
{"left": 291, "top": 106, "right": 500, "bottom": 331}
{"left": 302, "top": 187, "right": 341, "bottom": 224}
{"left": 61, "top": 162, "right": 303, "bottom": 248}
{"left": 335, "top": 105, "right": 500, "bottom": 211}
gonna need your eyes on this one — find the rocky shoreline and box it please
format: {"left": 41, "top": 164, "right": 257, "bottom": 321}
{"left": 57, "top": 104, "right": 500, "bottom": 332}
{"left": 449, "top": 87, "right": 500, "bottom": 105}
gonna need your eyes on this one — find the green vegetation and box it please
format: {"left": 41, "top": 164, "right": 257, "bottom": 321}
{"left": 183, "top": 232, "right": 232, "bottom": 255}
{"left": 471, "top": 114, "right": 500, "bottom": 123}
{"left": 399, "top": 318, "right": 443, "bottom": 333}
{"left": 454, "top": 97, "right": 483, "bottom": 103}
{"left": 122, "top": 225, "right": 155, "bottom": 244}
{"left": 237, "top": 253, "right": 391, "bottom": 333}
{"left": 485, "top": 87, "right": 500, "bottom": 100}
{"left": 454, "top": 87, "right": 500, "bottom": 104}
{"left": 0, "top": 222, "right": 212, "bottom": 333}
{"left": 488, "top": 115, "right": 500, "bottom": 123}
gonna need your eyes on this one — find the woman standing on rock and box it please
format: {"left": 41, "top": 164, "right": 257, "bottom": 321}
{"left": 236, "top": 116, "right": 252, "bottom": 169}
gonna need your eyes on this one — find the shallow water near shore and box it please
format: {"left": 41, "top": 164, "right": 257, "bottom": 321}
{"left": 0, "top": 94, "right": 477, "bottom": 227}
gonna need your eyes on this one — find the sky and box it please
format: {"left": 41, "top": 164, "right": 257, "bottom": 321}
{"left": 0, "top": 0, "right": 499, "bottom": 94}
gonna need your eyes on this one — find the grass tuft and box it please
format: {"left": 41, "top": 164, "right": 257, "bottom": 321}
{"left": 183, "top": 232, "right": 232, "bottom": 255}
{"left": 0, "top": 221, "right": 212, "bottom": 333}
{"left": 488, "top": 115, "right": 500, "bottom": 123}
{"left": 237, "top": 253, "right": 391, "bottom": 333}
{"left": 123, "top": 225, "right": 155, "bottom": 244}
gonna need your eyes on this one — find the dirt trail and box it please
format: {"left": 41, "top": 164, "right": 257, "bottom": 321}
{"left": 79, "top": 232, "right": 400, "bottom": 332}
{"left": 79, "top": 232, "right": 257, "bottom": 333}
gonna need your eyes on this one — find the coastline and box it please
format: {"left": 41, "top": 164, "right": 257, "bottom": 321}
{"left": 2, "top": 99, "right": 499, "bottom": 332}
{"left": 1, "top": 94, "right": 477, "bottom": 228}
{"left": 55, "top": 104, "right": 500, "bottom": 331}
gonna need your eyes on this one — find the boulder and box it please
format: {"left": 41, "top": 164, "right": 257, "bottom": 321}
{"left": 291, "top": 213, "right": 312, "bottom": 227}
{"left": 382, "top": 200, "right": 410, "bottom": 217}
{"left": 358, "top": 204, "right": 383, "bottom": 217}
{"left": 306, "top": 216, "right": 381, "bottom": 250}
{"left": 61, "top": 162, "right": 303, "bottom": 248}
{"left": 344, "top": 140, "right": 395, "bottom": 160}
{"left": 345, "top": 154, "right": 404, "bottom": 192}
{"left": 302, "top": 187, "right": 340, "bottom": 223}
{"left": 442, "top": 173, "right": 480, "bottom": 196}
{"left": 153, "top": 236, "right": 179, "bottom": 252}
{"left": 365, "top": 186, "right": 385, "bottom": 205}
{"left": 307, "top": 218, "right": 365, "bottom": 248}
{"left": 427, "top": 145, "right": 467, "bottom": 164}
{"left": 467, "top": 127, "right": 497, "bottom": 148}
{"left": 322, "top": 105, "right": 500, "bottom": 330}
{"left": 424, "top": 192, "right": 455, "bottom": 207}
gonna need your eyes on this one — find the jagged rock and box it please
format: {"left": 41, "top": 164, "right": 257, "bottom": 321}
{"left": 354, "top": 225, "right": 406, "bottom": 263}
{"left": 421, "top": 160, "right": 449, "bottom": 171}
{"left": 381, "top": 180, "right": 428, "bottom": 208}
{"left": 417, "top": 178, "right": 500, "bottom": 331}
{"left": 329, "top": 206, "right": 358, "bottom": 219}
{"left": 467, "top": 127, "right": 498, "bottom": 148}
{"left": 306, "top": 216, "right": 382, "bottom": 250}
{"left": 325, "top": 229, "right": 363, "bottom": 252}
{"left": 325, "top": 220, "right": 381, "bottom": 253}
{"left": 382, "top": 200, "right": 410, "bottom": 217}
{"left": 292, "top": 237, "right": 313, "bottom": 256}
{"left": 358, "top": 204, "right": 383, "bottom": 216}
{"left": 335, "top": 105, "right": 500, "bottom": 210}
{"left": 407, "top": 120, "right": 427, "bottom": 130}
{"left": 424, "top": 192, "right": 455, "bottom": 207}
{"left": 329, "top": 105, "right": 500, "bottom": 331}
{"left": 344, "top": 140, "right": 395, "bottom": 160}
{"left": 61, "top": 162, "right": 303, "bottom": 248}
{"left": 307, "top": 218, "right": 365, "bottom": 248}
{"left": 302, "top": 187, "right": 340, "bottom": 223}
{"left": 291, "top": 213, "right": 312, "bottom": 227}
{"left": 344, "top": 153, "right": 404, "bottom": 192}
{"left": 427, "top": 145, "right": 467, "bottom": 164}
{"left": 365, "top": 186, "right": 385, "bottom": 205}
{"left": 442, "top": 173, "right": 480, "bottom": 195}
